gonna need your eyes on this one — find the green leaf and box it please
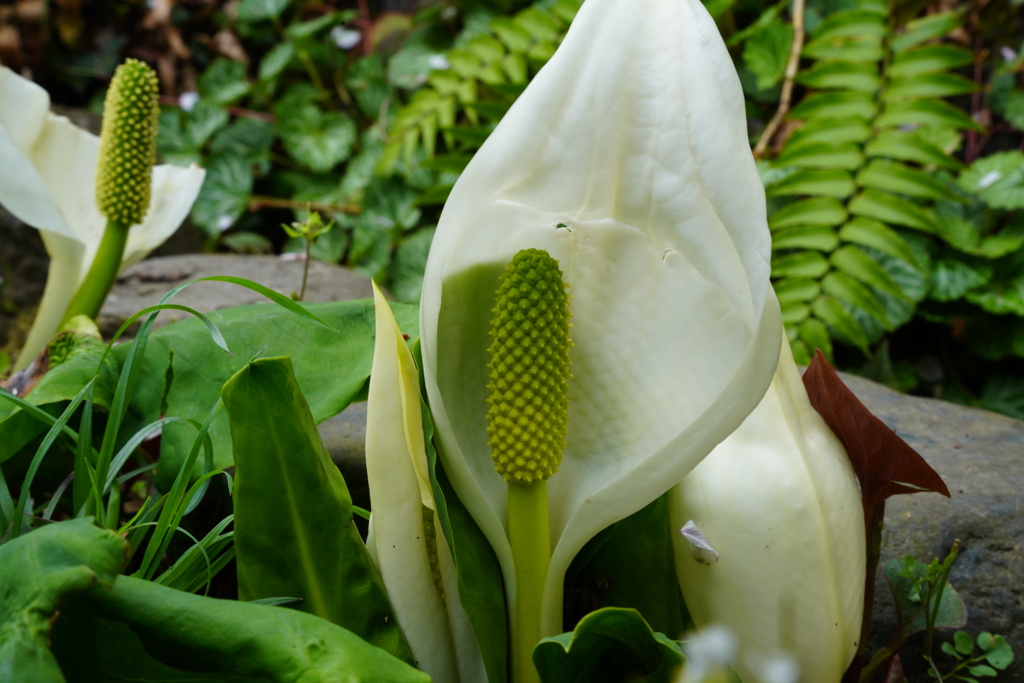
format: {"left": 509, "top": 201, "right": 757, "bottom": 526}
{"left": 930, "top": 258, "right": 993, "bottom": 301}
{"left": 189, "top": 154, "right": 254, "bottom": 236}
{"left": 890, "top": 45, "right": 974, "bottom": 77}
{"left": 774, "top": 278, "right": 821, "bottom": 303}
{"left": 197, "top": 59, "right": 251, "bottom": 105}
{"left": 883, "top": 557, "right": 966, "bottom": 644}
{"left": 772, "top": 251, "right": 831, "bottom": 278}
{"left": 839, "top": 217, "right": 920, "bottom": 265}
{"left": 810, "top": 9, "right": 888, "bottom": 41}
{"left": 864, "top": 130, "right": 961, "bottom": 169}
{"left": 790, "top": 91, "right": 877, "bottom": 121}
{"left": 856, "top": 159, "right": 951, "bottom": 199}
{"left": 885, "top": 73, "right": 978, "bottom": 100}
{"left": 812, "top": 296, "right": 870, "bottom": 352}
{"left": 957, "top": 151, "right": 1024, "bottom": 209}
{"left": 222, "top": 356, "right": 413, "bottom": 664}
{"left": 798, "top": 61, "right": 880, "bottom": 92}
{"left": 978, "top": 632, "right": 1014, "bottom": 669}
{"left": 781, "top": 300, "right": 811, "bottom": 324}
{"left": 954, "top": 630, "right": 975, "bottom": 655}
{"left": 766, "top": 168, "right": 855, "bottom": 198}
{"left": 236, "top": 0, "right": 290, "bottom": 22}
{"left": 209, "top": 118, "right": 276, "bottom": 172}
{"left": 892, "top": 11, "right": 962, "bottom": 52}
{"left": 774, "top": 141, "right": 864, "bottom": 170}
{"left": 799, "top": 318, "right": 833, "bottom": 359}
{"left": 772, "top": 225, "right": 841, "bottom": 251}
{"left": 786, "top": 119, "right": 872, "bottom": 147}
{"left": 769, "top": 197, "right": 848, "bottom": 230}
{"left": 876, "top": 98, "right": 983, "bottom": 132}
{"left": 259, "top": 42, "right": 296, "bottom": 81}
{"left": 802, "top": 34, "right": 884, "bottom": 62}
{"left": 533, "top": 608, "right": 684, "bottom": 683}
{"left": 831, "top": 244, "right": 911, "bottom": 300}
{"left": 978, "top": 376, "right": 1024, "bottom": 420}
{"left": 277, "top": 101, "right": 357, "bottom": 173}
{"left": 0, "top": 519, "right": 128, "bottom": 682}
{"left": 822, "top": 272, "right": 889, "bottom": 322}
{"left": 81, "top": 575, "right": 430, "bottom": 682}
{"left": 849, "top": 189, "right": 938, "bottom": 232}
{"left": 742, "top": 22, "right": 793, "bottom": 90}
{"left": 388, "top": 228, "right": 435, "bottom": 304}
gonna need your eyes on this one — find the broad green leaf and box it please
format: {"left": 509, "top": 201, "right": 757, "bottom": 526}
{"left": 839, "top": 218, "right": 920, "bottom": 265}
{"left": 781, "top": 300, "right": 811, "bottom": 324}
{"left": 885, "top": 73, "right": 978, "bottom": 100}
{"left": 772, "top": 251, "right": 831, "bottom": 279}
{"left": 209, "top": 118, "right": 276, "bottom": 171}
{"left": 822, "top": 272, "right": 888, "bottom": 322}
{"left": 831, "top": 244, "right": 911, "bottom": 300}
{"left": 189, "top": 154, "right": 254, "bottom": 236}
{"left": 236, "top": 0, "right": 290, "bottom": 22}
{"left": 790, "top": 91, "right": 877, "bottom": 121}
{"left": 864, "top": 129, "right": 960, "bottom": 169}
{"left": 222, "top": 356, "right": 413, "bottom": 664}
{"left": 766, "top": 168, "right": 855, "bottom": 198}
{"left": 774, "top": 141, "right": 864, "bottom": 170}
{"left": 786, "top": 119, "right": 872, "bottom": 147}
{"left": 280, "top": 109, "right": 357, "bottom": 173}
{"left": 0, "top": 519, "right": 127, "bottom": 682}
{"left": 849, "top": 189, "right": 938, "bottom": 232}
{"left": 197, "top": 59, "right": 251, "bottom": 105}
{"left": 883, "top": 557, "right": 966, "bottom": 643}
{"left": 772, "top": 225, "right": 841, "bottom": 251}
{"left": 82, "top": 575, "right": 429, "bottom": 682}
{"left": 810, "top": 9, "right": 887, "bottom": 40}
{"left": 930, "top": 258, "right": 993, "bottom": 301}
{"left": 259, "top": 42, "right": 296, "bottom": 81}
{"left": 533, "top": 608, "right": 685, "bottom": 683}
{"left": 890, "top": 45, "right": 974, "bottom": 77}
{"left": 802, "top": 34, "right": 883, "bottom": 62}
{"left": 770, "top": 197, "right": 848, "bottom": 230}
{"left": 892, "top": 11, "right": 962, "bottom": 53}
{"left": 799, "top": 318, "right": 833, "bottom": 359}
{"left": 742, "top": 22, "right": 793, "bottom": 90}
{"left": 812, "top": 296, "right": 870, "bottom": 352}
{"left": 774, "top": 278, "right": 821, "bottom": 304}
{"left": 388, "top": 228, "right": 436, "bottom": 304}
{"left": 493, "top": 17, "right": 532, "bottom": 52}
{"left": 876, "top": 99, "right": 983, "bottom": 132}
{"left": 856, "top": 159, "right": 950, "bottom": 199}
{"left": 797, "top": 61, "right": 880, "bottom": 92}
{"left": 978, "top": 632, "right": 1015, "bottom": 669}
{"left": 957, "top": 150, "right": 1024, "bottom": 209}
{"left": 116, "top": 299, "right": 419, "bottom": 490}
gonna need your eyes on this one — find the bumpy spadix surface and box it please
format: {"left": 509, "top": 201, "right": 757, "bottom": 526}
{"left": 670, "top": 340, "right": 866, "bottom": 682}
{"left": 95, "top": 59, "right": 160, "bottom": 226}
{"left": 419, "top": 0, "right": 783, "bottom": 634}
{"left": 486, "top": 249, "right": 571, "bottom": 484}
{"left": 0, "top": 66, "right": 204, "bottom": 368}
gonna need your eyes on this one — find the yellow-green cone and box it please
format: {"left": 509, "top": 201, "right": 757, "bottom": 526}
{"left": 95, "top": 58, "right": 159, "bottom": 226}
{"left": 486, "top": 248, "right": 571, "bottom": 484}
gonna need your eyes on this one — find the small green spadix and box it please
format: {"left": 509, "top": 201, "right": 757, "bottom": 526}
{"left": 95, "top": 58, "right": 159, "bottom": 226}
{"left": 485, "top": 247, "right": 571, "bottom": 484}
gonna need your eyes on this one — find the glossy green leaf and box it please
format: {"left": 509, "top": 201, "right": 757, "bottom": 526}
{"left": 772, "top": 251, "right": 831, "bottom": 279}
{"left": 839, "top": 218, "right": 920, "bottom": 265}
{"left": 831, "top": 244, "right": 910, "bottom": 300}
{"left": 786, "top": 119, "right": 872, "bottom": 147}
{"left": 856, "top": 159, "right": 950, "bottom": 199}
{"left": 82, "top": 575, "right": 429, "bottom": 682}
{"left": 772, "top": 225, "right": 841, "bottom": 251}
{"left": 958, "top": 150, "right": 1024, "bottom": 209}
{"left": 790, "top": 91, "right": 877, "bottom": 121}
{"left": 930, "top": 258, "right": 993, "bottom": 301}
{"left": 876, "top": 99, "right": 983, "bottom": 132}
{"left": 766, "top": 168, "right": 855, "bottom": 198}
{"left": 0, "top": 518, "right": 127, "bottom": 683}
{"left": 770, "top": 197, "right": 848, "bottom": 230}
{"left": 190, "top": 154, "right": 254, "bottom": 236}
{"left": 885, "top": 73, "right": 978, "bottom": 100}
{"left": 810, "top": 9, "right": 887, "bottom": 41}
{"left": 802, "top": 34, "right": 884, "bottom": 62}
{"left": 890, "top": 45, "right": 974, "bottom": 77}
{"left": 864, "top": 130, "right": 960, "bottom": 169}
{"left": 798, "top": 61, "right": 880, "bottom": 92}
{"left": 892, "top": 11, "right": 962, "bottom": 53}
{"left": 774, "top": 278, "right": 822, "bottom": 304}
{"left": 222, "top": 356, "right": 412, "bottom": 664}
{"left": 812, "top": 296, "right": 870, "bottom": 352}
{"left": 849, "top": 189, "right": 938, "bottom": 232}
{"left": 533, "top": 608, "right": 685, "bottom": 683}
{"left": 822, "top": 272, "right": 889, "bottom": 322}
{"left": 774, "top": 141, "right": 864, "bottom": 170}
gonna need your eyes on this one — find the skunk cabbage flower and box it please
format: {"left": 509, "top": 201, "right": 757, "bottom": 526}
{"left": 670, "top": 340, "right": 866, "bottom": 683}
{"left": 0, "top": 66, "right": 204, "bottom": 370}
{"left": 365, "top": 285, "right": 486, "bottom": 682}
{"left": 419, "top": 0, "right": 783, "bottom": 637}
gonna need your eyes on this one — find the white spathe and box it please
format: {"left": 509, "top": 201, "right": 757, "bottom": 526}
{"left": 419, "top": 0, "right": 783, "bottom": 637}
{"left": 670, "top": 340, "right": 866, "bottom": 683}
{"left": 0, "top": 67, "right": 205, "bottom": 370}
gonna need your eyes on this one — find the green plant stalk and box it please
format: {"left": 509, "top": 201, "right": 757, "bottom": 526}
{"left": 62, "top": 219, "right": 130, "bottom": 325}
{"left": 508, "top": 480, "right": 550, "bottom": 683}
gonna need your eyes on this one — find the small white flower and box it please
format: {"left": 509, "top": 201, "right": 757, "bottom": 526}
{"left": 680, "top": 625, "right": 737, "bottom": 682}
{"left": 178, "top": 91, "right": 200, "bottom": 112}
{"left": 216, "top": 214, "right": 234, "bottom": 232}
{"left": 428, "top": 54, "right": 451, "bottom": 71}
{"left": 331, "top": 26, "right": 362, "bottom": 51}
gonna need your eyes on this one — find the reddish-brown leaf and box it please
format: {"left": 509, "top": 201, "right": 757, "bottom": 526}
{"left": 802, "top": 350, "right": 950, "bottom": 512}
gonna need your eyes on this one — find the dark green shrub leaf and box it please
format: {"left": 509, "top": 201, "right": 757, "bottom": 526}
{"left": 772, "top": 251, "right": 831, "bottom": 278}
{"left": 742, "top": 22, "right": 793, "bottom": 90}
{"left": 770, "top": 197, "right": 848, "bottom": 229}
{"left": 930, "top": 258, "right": 993, "bottom": 301}
{"left": 822, "top": 271, "right": 889, "bottom": 322}
{"left": 890, "top": 45, "right": 973, "bottom": 76}
{"left": 839, "top": 217, "right": 920, "bottom": 264}
{"left": 856, "top": 159, "right": 950, "bottom": 200}
{"left": 772, "top": 225, "right": 841, "bottom": 251}
{"left": 803, "top": 34, "right": 884, "bottom": 62}
{"left": 885, "top": 73, "right": 979, "bottom": 100}
{"left": 190, "top": 154, "right": 254, "bottom": 236}
{"left": 812, "top": 296, "right": 870, "bottom": 351}
{"left": 787, "top": 118, "right": 872, "bottom": 147}
{"left": 849, "top": 189, "right": 938, "bottom": 232}
{"left": 876, "top": 98, "right": 983, "bottom": 132}
{"left": 790, "top": 91, "right": 877, "bottom": 120}
{"left": 237, "top": 0, "right": 290, "bottom": 22}
{"left": 798, "top": 61, "right": 880, "bottom": 92}
{"left": 766, "top": 168, "right": 856, "bottom": 198}
{"left": 831, "top": 244, "right": 910, "bottom": 299}
{"left": 198, "top": 58, "right": 251, "bottom": 105}
{"left": 775, "top": 141, "right": 864, "bottom": 170}
{"left": 958, "top": 151, "right": 1024, "bottom": 209}
{"left": 810, "top": 8, "right": 887, "bottom": 41}
{"left": 892, "top": 11, "right": 963, "bottom": 52}
{"left": 259, "top": 42, "right": 296, "bottom": 81}
{"left": 864, "top": 130, "right": 961, "bottom": 169}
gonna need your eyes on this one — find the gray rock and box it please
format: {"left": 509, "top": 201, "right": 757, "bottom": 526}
{"left": 843, "top": 373, "right": 1023, "bottom": 681}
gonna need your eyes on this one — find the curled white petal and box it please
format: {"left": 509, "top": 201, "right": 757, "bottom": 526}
{"left": 681, "top": 520, "right": 719, "bottom": 565}
{"left": 670, "top": 340, "right": 866, "bottom": 683}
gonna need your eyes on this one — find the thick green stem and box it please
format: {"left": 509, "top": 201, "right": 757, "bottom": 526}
{"left": 508, "top": 481, "right": 550, "bottom": 683}
{"left": 62, "top": 219, "right": 130, "bottom": 325}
